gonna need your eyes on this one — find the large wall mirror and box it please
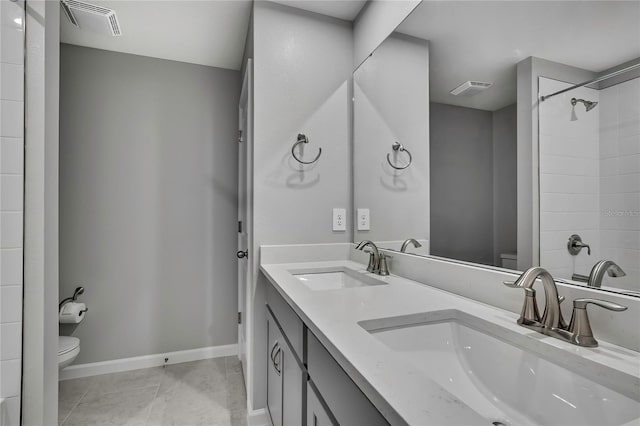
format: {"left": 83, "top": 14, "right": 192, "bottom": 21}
{"left": 353, "top": 1, "right": 640, "bottom": 296}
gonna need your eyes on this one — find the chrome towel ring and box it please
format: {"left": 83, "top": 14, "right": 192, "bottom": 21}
{"left": 386, "top": 141, "right": 412, "bottom": 170}
{"left": 291, "top": 133, "right": 322, "bottom": 165}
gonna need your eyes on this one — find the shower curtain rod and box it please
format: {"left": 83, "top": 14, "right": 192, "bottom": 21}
{"left": 540, "top": 62, "right": 640, "bottom": 101}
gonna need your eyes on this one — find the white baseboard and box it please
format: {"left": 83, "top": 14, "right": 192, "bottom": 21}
{"left": 59, "top": 343, "right": 238, "bottom": 381}
{"left": 247, "top": 408, "right": 269, "bottom": 426}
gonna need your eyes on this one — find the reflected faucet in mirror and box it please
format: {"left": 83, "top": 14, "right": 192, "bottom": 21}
{"left": 588, "top": 260, "right": 626, "bottom": 288}
{"left": 400, "top": 238, "right": 422, "bottom": 253}
{"left": 505, "top": 267, "right": 627, "bottom": 347}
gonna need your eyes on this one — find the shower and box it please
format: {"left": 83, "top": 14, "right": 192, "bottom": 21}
{"left": 571, "top": 97, "right": 598, "bottom": 111}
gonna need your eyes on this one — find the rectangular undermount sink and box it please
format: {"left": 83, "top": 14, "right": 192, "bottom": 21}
{"left": 359, "top": 310, "right": 640, "bottom": 426}
{"left": 290, "top": 266, "right": 387, "bottom": 291}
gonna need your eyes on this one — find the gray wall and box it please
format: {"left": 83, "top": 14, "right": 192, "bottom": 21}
{"left": 430, "top": 102, "right": 517, "bottom": 267}
{"left": 492, "top": 104, "right": 518, "bottom": 265}
{"left": 250, "top": 1, "right": 354, "bottom": 408}
{"left": 59, "top": 44, "right": 240, "bottom": 364}
{"left": 430, "top": 103, "right": 494, "bottom": 265}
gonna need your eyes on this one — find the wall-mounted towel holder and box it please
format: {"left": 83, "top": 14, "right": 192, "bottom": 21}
{"left": 291, "top": 133, "right": 322, "bottom": 165}
{"left": 387, "top": 141, "right": 412, "bottom": 170}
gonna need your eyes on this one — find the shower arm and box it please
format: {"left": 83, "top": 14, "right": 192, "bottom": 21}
{"left": 540, "top": 62, "right": 640, "bottom": 102}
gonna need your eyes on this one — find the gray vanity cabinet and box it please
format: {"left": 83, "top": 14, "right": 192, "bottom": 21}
{"left": 306, "top": 382, "right": 335, "bottom": 426}
{"left": 307, "top": 332, "right": 389, "bottom": 426}
{"left": 266, "top": 282, "right": 388, "bottom": 426}
{"left": 266, "top": 285, "right": 305, "bottom": 426}
{"left": 267, "top": 312, "right": 284, "bottom": 426}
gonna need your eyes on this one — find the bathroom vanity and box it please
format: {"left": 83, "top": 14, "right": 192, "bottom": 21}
{"left": 260, "top": 245, "right": 640, "bottom": 426}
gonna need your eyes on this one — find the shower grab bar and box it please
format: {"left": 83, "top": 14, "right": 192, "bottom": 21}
{"left": 291, "top": 133, "right": 322, "bottom": 165}
{"left": 386, "top": 141, "right": 412, "bottom": 170}
{"left": 540, "top": 62, "right": 640, "bottom": 101}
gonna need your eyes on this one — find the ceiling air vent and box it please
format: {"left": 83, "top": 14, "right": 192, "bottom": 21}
{"left": 449, "top": 81, "right": 493, "bottom": 97}
{"left": 61, "top": 0, "right": 122, "bottom": 36}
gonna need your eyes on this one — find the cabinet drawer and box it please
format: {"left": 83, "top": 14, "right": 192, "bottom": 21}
{"left": 307, "top": 331, "right": 389, "bottom": 426}
{"left": 267, "top": 282, "right": 304, "bottom": 361}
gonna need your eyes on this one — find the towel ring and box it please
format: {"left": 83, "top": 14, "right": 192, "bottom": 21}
{"left": 386, "top": 141, "right": 412, "bottom": 170}
{"left": 291, "top": 133, "right": 322, "bottom": 165}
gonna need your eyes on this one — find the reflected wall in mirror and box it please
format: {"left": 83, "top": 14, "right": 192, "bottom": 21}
{"left": 352, "top": 1, "right": 640, "bottom": 295}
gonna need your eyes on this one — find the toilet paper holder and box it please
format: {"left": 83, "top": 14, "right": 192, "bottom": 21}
{"left": 59, "top": 286, "right": 88, "bottom": 313}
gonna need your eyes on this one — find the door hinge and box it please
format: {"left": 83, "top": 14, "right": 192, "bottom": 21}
{"left": 237, "top": 312, "right": 242, "bottom": 324}
{"left": 238, "top": 221, "right": 243, "bottom": 233}
{"left": 237, "top": 130, "right": 243, "bottom": 143}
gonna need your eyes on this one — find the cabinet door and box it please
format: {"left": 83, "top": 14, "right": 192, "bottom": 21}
{"left": 267, "top": 315, "right": 283, "bottom": 426}
{"left": 307, "top": 382, "right": 335, "bottom": 426}
{"left": 282, "top": 342, "right": 304, "bottom": 426}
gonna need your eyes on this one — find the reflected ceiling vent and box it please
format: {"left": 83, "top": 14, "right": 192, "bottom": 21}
{"left": 61, "top": 0, "right": 122, "bottom": 36}
{"left": 449, "top": 81, "right": 493, "bottom": 97}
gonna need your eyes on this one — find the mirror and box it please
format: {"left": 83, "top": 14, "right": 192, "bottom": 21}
{"left": 353, "top": 1, "right": 640, "bottom": 295}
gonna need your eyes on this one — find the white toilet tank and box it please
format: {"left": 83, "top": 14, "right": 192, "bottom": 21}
{"left": 500, "top": 253, "right": 518, "bottom": 270}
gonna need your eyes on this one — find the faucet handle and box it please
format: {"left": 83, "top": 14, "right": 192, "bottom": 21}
{"left": 572, "top": 298, "right": 627, "bottom": 311}
{"left": 503, "top": 280, "right": 518, "bottom": 287}
{"left": 568, "top": 298, "right": 627, "bottom": 347}
{"left": 378, "top": 253, "right": 390, "bottom": 276}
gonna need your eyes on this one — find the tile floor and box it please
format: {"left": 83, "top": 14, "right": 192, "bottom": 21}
{"left": 58, "top": 357, "right": 247, "bottom": 426}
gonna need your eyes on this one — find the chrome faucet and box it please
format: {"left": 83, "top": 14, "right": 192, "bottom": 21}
{"left": 355, "top": 240, "right": 390, "bottom": 276}
{"left": 400, "top": 238, "right": 422, "bottom": 253}
{"left": 587, "top": 260, "right": 626, "bottom": 288}
{"left": 505, "top": 267, "right": 627, "bottom": 347}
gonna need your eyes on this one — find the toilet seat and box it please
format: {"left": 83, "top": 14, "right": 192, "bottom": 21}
{"left": 58, "top": 336, "right": 80, "bottom": 370}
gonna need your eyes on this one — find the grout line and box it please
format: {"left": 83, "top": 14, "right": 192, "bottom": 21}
{"left": 142, "top": 384, "right": 161, "bottom": 426}
{"left": 60, "top": 381, "right": 93, "bottom": 426}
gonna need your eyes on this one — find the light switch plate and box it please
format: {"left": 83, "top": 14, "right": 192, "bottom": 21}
{"left": 357, "top": 208, "right": 370, "bottom": 231}
{"left": 333, "top": 208, "right": 346, "bottom": 231}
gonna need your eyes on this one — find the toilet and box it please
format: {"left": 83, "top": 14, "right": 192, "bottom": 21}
{"left": 58, "top": 336, "right": 80, "bottom": 370}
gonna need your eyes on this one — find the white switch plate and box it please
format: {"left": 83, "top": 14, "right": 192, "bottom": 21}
{"left": 332, "top": 208, "right": 346, "bottom": 231}
{"left": 357, "top": 208, "right": 370, "bottom": 231}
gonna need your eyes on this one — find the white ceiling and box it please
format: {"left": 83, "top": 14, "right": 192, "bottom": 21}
{"left": 396, "top": 1, "right": 640, "bottom": 111}
{"left": 60, "top": 0, "right": 367, "bottom": 70}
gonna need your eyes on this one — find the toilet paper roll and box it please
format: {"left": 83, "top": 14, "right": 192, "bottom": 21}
{"left": 59, "top": 302, "right": 87, "bottom": 324}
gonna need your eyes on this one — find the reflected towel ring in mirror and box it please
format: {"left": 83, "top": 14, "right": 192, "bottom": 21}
{"left": 291, "top": 133, "right": 322, "bottom": 164}
{"left": 386, "top": 141, "right": 412, "bottom": 170}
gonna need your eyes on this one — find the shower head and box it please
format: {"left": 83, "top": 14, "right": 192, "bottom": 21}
{"left": 571, "top": 97, "right": 598, "bottom": 112}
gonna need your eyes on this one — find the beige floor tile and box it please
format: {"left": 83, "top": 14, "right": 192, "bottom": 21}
{"left": 58, "top": 377, "right": 93, "bottom": 425}
{"left": 62, "top": 386, "right": 158, "bottom": 426}
{"left": 225, "top": 373, "right": 246, "bottom": 412}
{"left": 159, "top": 359, "right": 227, "bottom": 396}
{"left": 229, "top": 409, "right": 248, "bottom": 426}
{"left": 146, "top": 386, "right": 230, "bottom": 426}
{"left": 86, "top": 367, "right": 166, "bottom": 397}
{"left": 224, "top": 357, "right": 242, "bottom": 376}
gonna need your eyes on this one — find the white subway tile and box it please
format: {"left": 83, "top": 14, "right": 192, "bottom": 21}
{"left": 0, "top": 212, "right": 21, "bottom": 248}
{"left": 0, "top": 63, "right": 22, "bottom": 102}
{"left": 0, "top": 286, "right": 21, "bottom": 323}
{"left": 0, "top": 359, "right": 20, "bottom": 398}
{"left": 540, "top": 173, "right": 598, "bottom": 194}
{"left": 0, "top": 138, "right": 22, "bottom": 174}
{"left": 0, "top": 100, "right": 23, "bottom": 138}
{"left": 619, "top": 135, "right": 640, "bottom": 156}
{"left": 0, "top": 0, "right": 24, "bottom": 66}
{"left": 618, "top": 117, "right": 640, "bottom": 138}
{"left": 0, "top": 248, "right": 21, "bottom": 286}
{"left": 600, "top": 230, "right": 640, "bottom": 250}
{"left": 0, "top": 175, "right": 22, "bottom": 211}
{"left": 540, "top": 193, "right": 598, "bottom": 213}
{"left": 540, "top": 154, "right": 599, "bottom": 177}
{"left": 0, "top": 322, "right": 21, "bottom": 360}
{"left": 600, "top": 173, "right": 640, "bottom": 194}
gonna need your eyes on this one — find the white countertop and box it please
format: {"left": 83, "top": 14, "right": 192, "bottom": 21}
{"left": 260, "top": 259, "right": 640, "bottom": 426}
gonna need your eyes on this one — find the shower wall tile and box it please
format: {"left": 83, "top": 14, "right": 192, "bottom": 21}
{"left": 0, "top": 0, "right": 24, "bottom": 417}
{"left": 0, "top": 63, "right": 23, "bottom": 102}
{"left": 599, "top": 77, "right": 640, "bottom": 291}
{"left": 539, "top": 77, "right": 601, "bottom": 279}
{"left": 0, "top": 137, "right": 23, "bottom": 174}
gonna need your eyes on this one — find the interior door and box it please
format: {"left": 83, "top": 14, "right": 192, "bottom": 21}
{"left": 237, "top": 59, "right": 252, "bottom": 377}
